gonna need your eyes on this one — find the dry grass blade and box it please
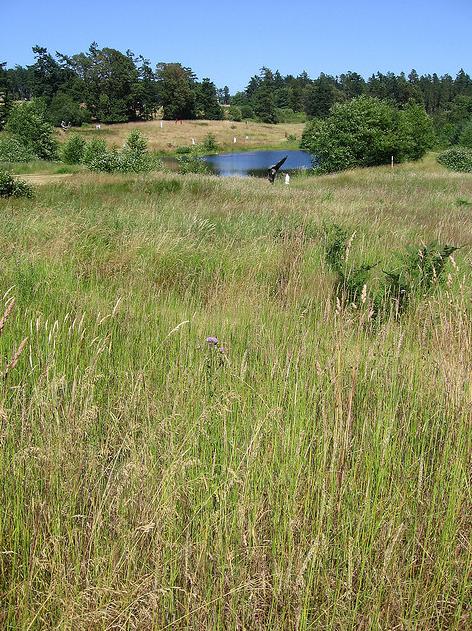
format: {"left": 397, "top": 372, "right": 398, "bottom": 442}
{"left": 0, "top": 298, "right": 15, "bottom": 336}
{"left": 3, "top": 337, "right": 28, "bottom": 379}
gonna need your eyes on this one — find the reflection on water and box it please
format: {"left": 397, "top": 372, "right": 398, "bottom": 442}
{"left": 202, "top": 150, "right": 314, "bottom": 177}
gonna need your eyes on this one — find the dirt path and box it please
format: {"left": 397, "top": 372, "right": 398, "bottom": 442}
{"left": 17, "top": 173, "right": 74, "bottom": 185}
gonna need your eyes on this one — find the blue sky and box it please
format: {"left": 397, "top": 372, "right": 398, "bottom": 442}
{"left": 1, "top": 0, "right": 471, "bottom": 92}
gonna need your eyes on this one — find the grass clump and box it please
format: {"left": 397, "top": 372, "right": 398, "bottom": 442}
{"left": 324, "top": 223, "right": 458, "bottom": 319}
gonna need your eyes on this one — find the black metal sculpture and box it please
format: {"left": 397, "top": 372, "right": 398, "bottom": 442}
{"left": 267, "top": 155, "right": 288, "bottom": 183}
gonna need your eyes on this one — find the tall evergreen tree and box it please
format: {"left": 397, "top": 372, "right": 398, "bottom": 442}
{"left": 156, "top": 63, "right": 196, "bottom": 120}
{"left": 0, "top": 62, "right": 12, "bottom": 129}
{"left": 195, "top": 78, "right": 223, "bottom": 120}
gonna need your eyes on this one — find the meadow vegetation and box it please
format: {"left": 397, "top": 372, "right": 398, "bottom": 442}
{"left": 0, "top": 155, "right": 471, "bottom": 629}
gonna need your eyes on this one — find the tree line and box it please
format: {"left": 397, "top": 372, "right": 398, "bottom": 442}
{"left": 0, "top": 44, "right": 225, "bottom": 127}
{"left": 1, "top": 44, "right": 472, "bottom": 147}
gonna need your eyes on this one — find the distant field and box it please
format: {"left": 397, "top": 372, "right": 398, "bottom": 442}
{"left": 64, "top": 119, "right": 305, "bottom": 152}
{"left": 0, "top": 157, "right": 471, "bottom": 629}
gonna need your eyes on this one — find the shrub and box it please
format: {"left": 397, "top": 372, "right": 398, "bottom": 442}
{"left": 0, "top": 135, "right": 36, "bottom": 162}
{"left": 88, "top": 147, "right": 121, "bottom": 173}
{"left": 437, "top": 146, "right": 472, "bottom": 172}
{"left": 301, "top": 96, "right": 432, "bottom": 173}
{"left": 82, "top": 138, "right": 108, "bottom": 166}
{"left": 0, "top": 170, "right": 33, "bottom": 198}
{"left": 83, "top": 131, "right": 159, "bottom": 174}
{"left": 119, "top": 130, "right": 155, "bottom": 173}
{"left": 201, "top": 133, "right": 218, "bottom": 153}
{"left": 176, "top": 151, "right": 212, "bottom": 175}
{"left": 5, "top": 100, "right": 58, "bottom": 160}
{"left": 60, "top": 134, "right": 86, "bottom": 164}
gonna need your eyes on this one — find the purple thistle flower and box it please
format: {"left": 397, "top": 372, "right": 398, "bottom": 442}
{"left": 206, "top": 336, "right": 218, "bottom": 346}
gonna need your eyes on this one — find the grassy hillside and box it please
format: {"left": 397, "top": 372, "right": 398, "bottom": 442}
{"left": 0, "top": 158, "right": 471, "bottom": 629}
{"left": 62, "top": 119, "right": 304, "bottom": 153}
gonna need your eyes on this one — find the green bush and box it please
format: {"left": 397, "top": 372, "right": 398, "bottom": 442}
{"left": 176, "top": 151, "right": 211, "bottom": 175}
{"left": 437, "top": 146, "right": 472, "bottom": 172}
{"left": 301, "top": 96, "right": 432, "bottom": 173}
{"left": 82, "top": 138, "right": 108, "bottom": 166}
{"left": 119, "top": 130, "right": 155, "bottom": 172}
{"left": 83, "top": 131, "right": 159, "bottom": 173}
{"left": 0, "top": 170, "right": 33, "bottom": 198}
{"left": 88, "top": 147, "right": 121, "bottom": 173}
{"left": 60, "top": 134, "right": 86, "bottom": 164}
{"left": 0, "top": 135, "right": 36, "bottom": 162}
{"left": 201, "top": 133, "right": 219, "bottom": 153}
{"left": 5, "top": 100, "right": 58, "bottom": 160}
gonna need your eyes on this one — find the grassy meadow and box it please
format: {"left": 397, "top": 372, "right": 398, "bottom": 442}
{"left": 63, "top": 119, "right": 304, "bottom": 153}
{"left": 0, "top": 156, "right": 471, "bottom": 629}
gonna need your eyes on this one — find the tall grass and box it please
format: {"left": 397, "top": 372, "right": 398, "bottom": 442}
{"left": 0, "top": 162, "right": 471, "bottom": 629}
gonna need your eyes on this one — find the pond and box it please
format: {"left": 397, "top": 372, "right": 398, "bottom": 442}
{"left": 202, "top": 149, "right": 314, "bottom": 177}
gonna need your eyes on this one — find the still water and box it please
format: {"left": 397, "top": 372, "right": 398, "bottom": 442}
{"left": 202, "top": 150, "right": 313, "bottom": 177}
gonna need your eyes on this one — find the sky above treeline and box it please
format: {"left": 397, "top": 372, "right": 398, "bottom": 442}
{"left": 1, "top": 0, "right": 471, "bottom": 93}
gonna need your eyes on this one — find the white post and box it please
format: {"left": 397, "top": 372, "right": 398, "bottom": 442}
{"left": 233, "top": 136, "right": 237, "bottom": 144}
{"left": 191, "top": 138, "right": 196, "bottom": 145}
{"left": 285, "top": 174, "right": 290, "bottom": 185}
{"left": 391, "top": 155, "right": 394, "bottom": 168}
{"left": 160, "top": 120, "right": 163, "bottom": 129}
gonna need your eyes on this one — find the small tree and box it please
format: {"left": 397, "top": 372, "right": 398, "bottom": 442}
{"left": 195, "top": 78, "right": 223, "bottom": 120}
{"left": 0, "top": 62, "right": 12, "bottom": 130}
{"left": 397, "top": 102, "right": 434, "bottom": 161}
{"left": 201, "top": 133, "right": 218, "bottom": 153}
{"left": 61, "top": 134, "right": 86, "bottom": 164}
{"left": 6, "top": 100, "right": 58, "bottom": 160}
{"left": 254, "top": 86, "right": 278, "bottom": 124}
{"left": 120, "top": 129, "right": 153, "bottom": 172}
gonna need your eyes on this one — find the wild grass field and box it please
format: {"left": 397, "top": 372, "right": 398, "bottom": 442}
{"left": 66, "top": 119, "right": 304, "bottom": 153}
{"left": 0, "top": 156, "right": 471, "bottom": 629}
